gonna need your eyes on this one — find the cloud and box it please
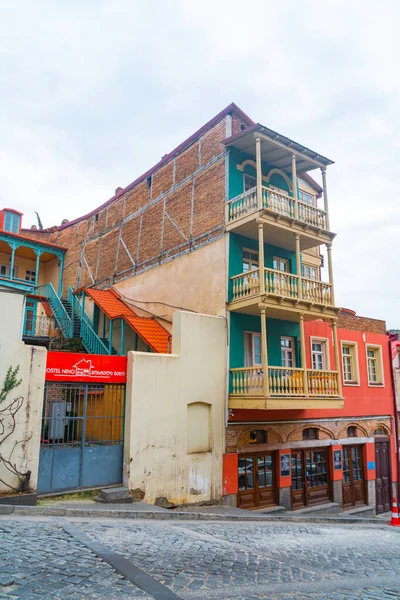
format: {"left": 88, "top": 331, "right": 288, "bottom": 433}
{"left": 0, "top": 0, "right": 399, "bottom": 324}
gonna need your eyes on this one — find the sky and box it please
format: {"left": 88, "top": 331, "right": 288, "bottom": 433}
{"left": 1, "top": 0, "right": 399, "bottom": 326}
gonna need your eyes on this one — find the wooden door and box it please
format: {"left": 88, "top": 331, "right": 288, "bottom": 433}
{"left": 291, "top": 451, "right": 306, "bottom": 509}
{"left": 342, "top": 446, "right": 365, "bottom": 509}
{"left": 375, "top": 439, "right": 391, "bottom": 514}
{"left": 237, "top": 453, "right": 276, "bottom": 509}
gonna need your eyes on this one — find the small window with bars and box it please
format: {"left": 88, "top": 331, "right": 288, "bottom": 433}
{"left": 347, "top": 426, "right": 357, "bottom": 437}
{"left": 25, "top": 269, "right": 36, "bottom": 282}
{"left": 302, "top": 427, "right": 319, "bottom": 440}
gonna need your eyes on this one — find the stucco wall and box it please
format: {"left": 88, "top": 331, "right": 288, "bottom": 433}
{"left": 0, "top": 289, "right": 46, "bottom": 492}
{"left": 124, "top": 310, "right": 226, "bottom": 504}
{"left": 115, "top": 237, "right": 226, "bottom": 323}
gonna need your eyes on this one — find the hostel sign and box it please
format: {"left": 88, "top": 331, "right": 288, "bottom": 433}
{"left": 46, "top": 352, "right": 127, "bottom": 383}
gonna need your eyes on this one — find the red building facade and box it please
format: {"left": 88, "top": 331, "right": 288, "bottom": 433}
{"left": 224, "top": 309, "right": 396, "bottom": 515}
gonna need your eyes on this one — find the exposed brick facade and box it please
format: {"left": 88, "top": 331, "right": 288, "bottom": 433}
{"left": 337, "top": 310, "right": 387, "bottom": 335}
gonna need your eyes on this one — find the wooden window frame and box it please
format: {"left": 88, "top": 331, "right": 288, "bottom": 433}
{"left": 341, "top": 341, "right": 360, "bottom": 386}
{"left": 242, "top": 248, "right": 259, "bottom": 273}
{"left": 310, "top": 337, "right": 330, "bottom": 371}
{"left": 272, "top": 256, "right": 290, "bottom": 273}
{"left": 366, "top": 344, "right": 384, "bottom": 387}
{"left": 301, "top": 262, "right": 320, "bottom": 281}
{"left": 281, "top": 336, "right": 296, "bottom": 368}
{"left": 243, "top": 173, "right": 257, "bottom": 192}
{"left": 244, "top": 331, "right": 262, "bottom": 367}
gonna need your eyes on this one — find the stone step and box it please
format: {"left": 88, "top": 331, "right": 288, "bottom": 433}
{"left": 340, "top": 505, "right": 375, "bottom": 518}
{"left": 95, "top": 486, "right": 132, "bottom": 504}
{"left": 284, "top": 502, "right": 341, "bottom": 516}
{"left": 254, "top": 505, "right": 286, "bottom": 515}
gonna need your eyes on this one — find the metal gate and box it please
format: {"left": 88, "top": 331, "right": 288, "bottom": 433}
{"left": 38, "top": 382, "right": 125, "bottom": 493}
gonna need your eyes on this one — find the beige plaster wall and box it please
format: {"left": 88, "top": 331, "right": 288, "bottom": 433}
{"left": 114, "top": 237, "right": 226, "bottom": 323}
{"left": 0, "top": 289, "right": 46, "bottom": 492}
{"left": 0, "top": 251, "right": 60, "bottom": 289}
{"left": 124, "top": 310, "right": 226, "bottom": 505}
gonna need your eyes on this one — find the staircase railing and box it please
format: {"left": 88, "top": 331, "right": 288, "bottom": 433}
{"left": 68, "top": 287, "right": 109, "bottom": 355}
{"left": 35, "top": 283, "right": 71, "bottom": 338}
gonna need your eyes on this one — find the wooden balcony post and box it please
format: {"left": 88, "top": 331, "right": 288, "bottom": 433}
{"left": 256, "top": 137, "right": 263, "bottom": 209}
{"left": 299, "top": 313, "right": 309, "bottom": 395}
{"left": 321, "top": 167, "right": 330, "bottom": 231}
{"left": 292, "top": 154, "right": 298, "bottom": 220}
{"left": 9, "top": 243, "right": 17, "bottom": 281}
{"left": 295, "top": 233, "right": 302, "bottom": 300}
{"left": 326, "top": 243, "right": 335, "bottom": 305}
{"left": 258, "top": 222, "right": 265, "bottom": 294}
{"left": 331, "top": 319, "right": 343, "bottom": 396}
{"left": 261, "top": 307, "right": 269, "bottom": 396}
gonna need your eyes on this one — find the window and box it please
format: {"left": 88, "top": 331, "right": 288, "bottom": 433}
{"left": 3, "top": 211, "right": 21, "bottom": 234}
{"left": 373, "top": 427, "right": 387, "bottom": 436}
{"left": 366, "top": 345, "right": 383, "bottom": 385}
{"left": 302, "top": 428, "right": 318, "bottom": 440}
{"left": 25, "top": 269, "right": 36, "bottom": 282}
{"left": 0, "top": 264, "right": 19, "bottom": 279}
{"left": 311, "top": 339, "right": 327, "bottom": 370}
{"left": 341, "top": 343, "right": 359, "bottom": 384}
{"left": 281, "top": 337, "right": 295, "bottom": 368}
{"left": 273, "top": 257, "right": 289, "bottom": 273}
{"left": 242, "top": 249, "right": 259, "bottom": 273}
{"left": 244, "top": 332, "right": 262, "bottom": 367}
{"left": 244, "top": 174, "right": 257, "bottom": 191}
{"left": 302, "top": 264, "right": 319, "bottom": 280}
{"left": 94, "top": 214, "right": 99, "bottom": 222}
{"left": 146, "top": 175, "right": 152, "bottom": 190}
{"left": 347, "top": 426, "right": 357, "bottom": 437}
{"left": 249, "top": 430, "right": 268, "bottom": 444}
{"left": 298, "top": 190, "right": 314, "bottom": 205}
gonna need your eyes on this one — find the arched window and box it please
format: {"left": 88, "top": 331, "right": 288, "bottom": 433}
{"left": 373, "top": 427, "right": 387, "bottom": 436}
{"left": 249, "top": 430, "right": 268, "bottom": 444}
{"left": 302, "top": 427, "right": 318, "bottom": 440}
{"left": 347, "top": 426, "right": 357, "bottom": 437}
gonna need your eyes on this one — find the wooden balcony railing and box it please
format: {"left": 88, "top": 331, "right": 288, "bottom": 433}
{"left": 231, "top": 268, "right": 333, "bottom": 305}
{"left": 307, "top": 370, "right": 340, "bottom": 396}
{"left": 226, "top": 186, "right": 328, "bottom": 230}
{"left": 230, "top": 367, "right": 341, "bottom": 398}
{"left": 265, "top": 268, "right": 299, "bottom": 298}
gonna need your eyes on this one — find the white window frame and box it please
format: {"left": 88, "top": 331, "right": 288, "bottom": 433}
{"left": 281, "top": 336, "right": 296, "bottom": 368}
{"left": 0, "top": 263, "right": 19, "bottom": 279}
{"left": 301, "top": 262, "right": 320, "bottom": 281}
{"left": 244, "top": 331, "right": 262, "bottom": 367}
{"left": 341, "top": 341, "right": 360, "bottom": 386}
{"left": 298, "top": 189, "right": 315, "bottom": 206}
{"left": 310, "top": 337, "right": 330, "bottom": 371}
{"left": 366, "top": 344, "right": 384, "bottom": 386}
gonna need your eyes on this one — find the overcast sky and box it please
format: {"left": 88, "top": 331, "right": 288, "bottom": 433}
{"left": 1, "top": 1, "right": 399, "bottom": 326}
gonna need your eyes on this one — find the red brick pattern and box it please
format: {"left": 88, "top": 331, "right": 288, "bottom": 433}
{"left": 337, "top": 311, "right": 387, "bottom": 335}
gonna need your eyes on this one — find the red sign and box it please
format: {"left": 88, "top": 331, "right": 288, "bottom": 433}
{"left": 46, "top": 352, "right": 127, "bottom": 383}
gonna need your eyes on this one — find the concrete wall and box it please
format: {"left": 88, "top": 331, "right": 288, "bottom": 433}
{"left": 124, "top": 310, "right": 226, "bottom": 505}
{"left": 0, "top": 289, "right": 46, "bottom": 492}
{"left": 115, "top": 237, "right": 226, "bottom": 323}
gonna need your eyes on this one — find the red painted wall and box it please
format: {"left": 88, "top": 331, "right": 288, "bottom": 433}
{"left": 229, "top": 322, "right": 394, "bottom": 422}
{"left": 223, "top": 453, "right": 238, "bottom": 495}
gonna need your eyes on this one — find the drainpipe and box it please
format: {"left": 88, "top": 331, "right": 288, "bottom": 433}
{"left": 388, "top": 334, "right": 400, "bottom": 507}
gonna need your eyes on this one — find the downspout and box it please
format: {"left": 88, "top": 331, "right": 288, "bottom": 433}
{"left": 388, "top": 334, "right": 400, "bottom": 506}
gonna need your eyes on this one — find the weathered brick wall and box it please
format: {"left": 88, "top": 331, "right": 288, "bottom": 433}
{"left": 338, "top": 311, "right": 387, "bottom": 335}
{"left": 226, "top": 418, "right": 391, "bottom": 453}
{"left": 31, "top": 116, "right": 230, "bottom": 294}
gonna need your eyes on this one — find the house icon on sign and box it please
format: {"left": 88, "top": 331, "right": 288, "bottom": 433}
{"left": 73, "top": 359, "right": 94, "bottom": 377}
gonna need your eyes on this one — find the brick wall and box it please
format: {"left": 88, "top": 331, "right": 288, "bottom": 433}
{"left": 32, "top": 115, "right": 233, "bottom": 294}
{"left": 338, "top": 310, "right": 387, "bottom": 335}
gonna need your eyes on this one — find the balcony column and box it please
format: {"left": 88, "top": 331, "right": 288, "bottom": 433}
{"left": 58, "top": 253, "right": 64, "bottom": 297}
{"left": 256, "top": 137, "right": 263, "bottom": 209}
{"left": 331, "top": 319, "right": 343, "bottom": 397}
{"left": 321, "top": 167, "right": 330, "bottom": 231}
{"left": 258, "top": 222, "right": 265, "bottom": 294}
{"left": 299, "top": 313, "right": 309, "bottom": 395}
{"left": 326, "top": 243, "right": 335, "bottom": 305}
{"left": 292, "top": 154, "right": 298, "bottom": 220}
{"left": 295, "top": 233, "right": 302, "bottom": 299}
{"left": 34, "top": 249, "right": 42, "bottom": 287}
{"left": 9, "top": 243, "right": 18, "bottom": 281}
{"left": 260, "top": 307, "right": 269, "bottom": 396}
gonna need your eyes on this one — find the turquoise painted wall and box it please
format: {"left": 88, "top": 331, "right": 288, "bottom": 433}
{"left": 228, "top": 147, "right": 294, "bottom": 200}
{"left": 229, "top": 312, "right": 301, "bottom": 369}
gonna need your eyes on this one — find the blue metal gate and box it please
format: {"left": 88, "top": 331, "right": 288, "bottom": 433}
{"left": 38, "top": 382, "right": 125, "bottom": 493}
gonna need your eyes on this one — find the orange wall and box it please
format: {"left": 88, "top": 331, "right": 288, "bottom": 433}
{"left": 230, "top": 322, "right": 395, "bottom": 423}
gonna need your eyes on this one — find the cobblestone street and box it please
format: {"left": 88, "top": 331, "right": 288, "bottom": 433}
{"left": 2, "top": 516, "right": 400, "bottom": 599}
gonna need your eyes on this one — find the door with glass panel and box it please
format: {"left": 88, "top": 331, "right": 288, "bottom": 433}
{"left": 271, "top": 257, "right": 290, "bottom": 295}
{"left": 291, "top": 449, "right": 331, "bottom": 509}
{"left": 237, "top": 452, "right": 276, "bottom": 509}
{"left": 342, "top": 446, "right": 365, "bottom": 508}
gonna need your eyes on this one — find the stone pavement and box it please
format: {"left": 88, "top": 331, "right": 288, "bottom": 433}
{"left": 2, "top": 515, "right": 400, "bottom": 599}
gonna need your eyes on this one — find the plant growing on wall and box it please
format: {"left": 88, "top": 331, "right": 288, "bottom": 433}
{"left": 0, "top": 366, "right": 32, "bottom": 492}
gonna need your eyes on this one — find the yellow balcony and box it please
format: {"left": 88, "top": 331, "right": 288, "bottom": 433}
{"left": 230, "top": 267, "right": 339, "bottom": 321}
{"left": 225, "top": 187, "right": 335, "bottom": 251}
{"left": 229, "top": 366, "right": 343, "bottom": 410}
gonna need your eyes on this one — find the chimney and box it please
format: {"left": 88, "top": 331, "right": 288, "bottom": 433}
{"left": 31, "top": 225, "right": 37, "bottom": 230}
{"left": 115, "top": 187, "right": 124, "bottom": 195}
